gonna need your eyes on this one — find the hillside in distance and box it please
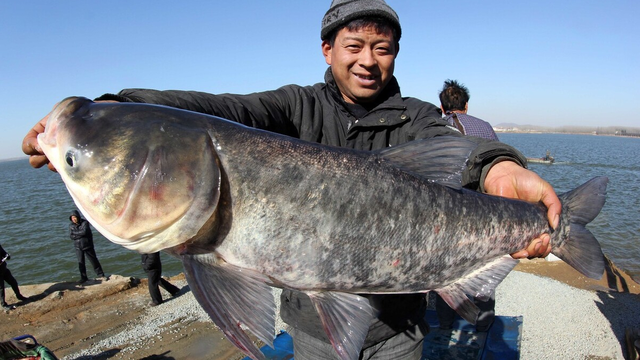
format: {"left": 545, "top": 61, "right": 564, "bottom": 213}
{"left": 493, "top": 123, "right": 640, "bottom": 136}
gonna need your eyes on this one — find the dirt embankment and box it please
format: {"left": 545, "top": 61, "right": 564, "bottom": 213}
{"left": 1, "top": 274, "right": 244, "bottom": 359}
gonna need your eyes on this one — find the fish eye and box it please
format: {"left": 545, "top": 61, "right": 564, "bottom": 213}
{"left": 65, "top": 150, "right": 77, "bottom": 167}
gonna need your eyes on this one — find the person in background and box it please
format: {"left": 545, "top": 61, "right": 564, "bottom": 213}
{"left": 0, "top": 243, "right": 28, "bottom": 311}
{"left": 141, "top": 252, "right": 180, "bottom": 306}
{"left": 439, "top": 79, "right": 499, "bottom": 140}
{"left": 436, "top": 79, "right": 499, "bottom": 332}
{"left": 68, "top": 210, "right": 108, "bottom": 284}
{"left": 24, "top": 0, "right": 560, "bottom": 358}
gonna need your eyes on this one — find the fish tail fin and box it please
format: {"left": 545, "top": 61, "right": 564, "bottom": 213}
{"left": 551, "top": 176, "right": 608, "bottom": 280}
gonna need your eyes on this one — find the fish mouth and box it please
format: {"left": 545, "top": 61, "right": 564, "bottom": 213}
{"left": 38, "top": 97, "right": 90, "bottom": 154}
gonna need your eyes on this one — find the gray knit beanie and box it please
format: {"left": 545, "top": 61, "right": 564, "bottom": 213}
{"left": 321, "top": 0, "right": 401, "bottom": 41}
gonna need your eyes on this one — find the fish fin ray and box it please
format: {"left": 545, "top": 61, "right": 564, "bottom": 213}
{"left": 307, "top": 291, "right": 373, "bottom": 360}
{"left": 182, "top": 254, "right": 275, "bottom": 360}
{"left": 552, "top": 176, "right": 608, "bottom": 279}
{"left": 460, "top": 255, "right": 519, "bottom": 300}
{"left": 436, "top": 255, "right": 518, "bottom": 323}
{"left": 376, "top": 136, "right": 477, "bottom": 190}
{"left": 435, "top": 286, "right": 479, "bottom": 324}
{"left": 554, "top": 224, "right": 605, "bottom": 279}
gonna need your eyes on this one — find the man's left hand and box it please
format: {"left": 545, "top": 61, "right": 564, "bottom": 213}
{"left": 484, "top": 161, "right": 560, "bottom": 259}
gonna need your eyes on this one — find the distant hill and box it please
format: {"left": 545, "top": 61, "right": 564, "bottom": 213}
{"left": 0, "top": 157, "right": 26, "bottom": 163}
{"left": 493, "top": 123, "right": 640, "bottom": 136}
{"left": 494, "top": 123, "right": 521, "bottom": 128}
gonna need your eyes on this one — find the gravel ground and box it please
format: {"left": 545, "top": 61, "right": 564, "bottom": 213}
{"left": 54, "top": 270, "right": 639, "bottom": 360}
{"left": 495, "top": 271, "right": 639, "bottom": 360}
{"left": 59, "top": 279, "right": 205, "bottom": 359}
{"left": 60, "top": 282, "right": 286, "bottom": 360}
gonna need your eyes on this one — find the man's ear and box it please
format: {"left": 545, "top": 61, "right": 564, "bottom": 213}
{"left": 322, "top": 40, "right": 332, "bottom": 65}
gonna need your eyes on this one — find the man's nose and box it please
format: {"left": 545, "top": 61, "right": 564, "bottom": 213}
{"left": 357, "top": 48, "right": 376, "bottom": 67}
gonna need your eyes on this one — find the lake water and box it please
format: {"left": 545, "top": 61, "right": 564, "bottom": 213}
{"left": 0, "top": 158, "right": 183, "bottom": 284}
{"left": 498, "top": 133, "right": 640, "bottom": 282}
{"left": 0, "top": 133, "right": 638, "bottom": 285}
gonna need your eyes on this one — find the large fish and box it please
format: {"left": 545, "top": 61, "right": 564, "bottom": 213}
{"left": 38, "top": 97, "right": 607, "bottom": 360}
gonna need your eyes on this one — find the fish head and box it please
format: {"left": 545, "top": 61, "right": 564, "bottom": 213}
{"left": 38, "top": 97, "right": 221, "bottom": 253}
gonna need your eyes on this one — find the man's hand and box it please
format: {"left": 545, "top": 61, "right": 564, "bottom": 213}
{"left": 22, "top": 110, "right": 55, "bottom": 171}
{"left": 484, "top": 161, "right": 561, "bottom": 259}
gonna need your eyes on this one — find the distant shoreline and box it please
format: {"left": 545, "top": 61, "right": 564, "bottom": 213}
{"left": 0, "top": 156, "right": 26, "bottom": 163}
{"left": 494, "top": 128, "right": 640, "bottom": 138}
{"left": 497, "top": 129, "right": 640, "bottom": 136}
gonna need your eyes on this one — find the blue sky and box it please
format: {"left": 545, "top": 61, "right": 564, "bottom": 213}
{"left": 1, "top": 1, "right": 638, "bottom": 160}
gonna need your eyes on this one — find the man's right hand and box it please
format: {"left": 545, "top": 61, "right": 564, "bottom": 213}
{"left": 22, "top": 110, "right": 54, "bottom": 171}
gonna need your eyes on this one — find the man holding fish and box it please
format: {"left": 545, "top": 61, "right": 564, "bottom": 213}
{"left": 22, "top": 1, "right": 565, "bottom": 359}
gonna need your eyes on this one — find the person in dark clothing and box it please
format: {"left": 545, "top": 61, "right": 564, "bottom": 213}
{"left": 0, "top": 244, "right": 28, "bottom": 311}
{"left": 141, "top": 252, "right": 180, "bottom": 306}
{"left": 23, "top": 0, "right": 561, "bottom": 358}
{"left": 68, "top": 210, "right": 107, "bottom": 284}
{"left": 439, "top": 79, "right": 500, "bottom": 141}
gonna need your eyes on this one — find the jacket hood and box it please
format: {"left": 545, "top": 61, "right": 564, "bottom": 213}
{"left": 70, "top": 210, "right": 82, "bottom": 221}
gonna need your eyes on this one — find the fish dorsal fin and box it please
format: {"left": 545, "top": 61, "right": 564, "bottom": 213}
{"left": 435, "top": 255, "right": 518, "bottom": 324}
{"left": 376, "top": 136, "right": 477, "bottom": 190}
{"left": 307, "top": 291, "right": 373, "bottom": 360}
{"left": 182, "top": 254, "right": 275, "bottom": 360}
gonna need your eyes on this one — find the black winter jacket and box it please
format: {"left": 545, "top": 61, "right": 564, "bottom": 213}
{"left": 96, "top": 68, "right": 527, "bottom": 347}
{"left": 0, "top": 244, "right": 9, "bottom": 271}
{"left": 0, "top": 244, "right": 8, "bottom": 261}
{"left": 141, "top": 252, "right": 162, "bottom": 272}
{"left": 69, "top": 210, "right": 94, "bottom": 251}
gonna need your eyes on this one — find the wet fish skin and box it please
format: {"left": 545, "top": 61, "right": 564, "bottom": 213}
{"left": 38, "top": 97, "right": 607, "bottom": 360}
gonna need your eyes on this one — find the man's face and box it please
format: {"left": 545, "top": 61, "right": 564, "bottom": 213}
{"left": 71, "top": 216, "right": 78, "bottom": 224}
{"left": 322, "top": 26, "right": 399, "bottom": 105}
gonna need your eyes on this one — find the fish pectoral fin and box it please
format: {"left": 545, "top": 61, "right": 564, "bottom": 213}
{"left": 435, "top": 285, "right": 479, "bottom": 324}
{"left": 376, "top": 136, "right": 477, "bottom": 190}
{"left": 436, "top": 255, "right": 518, "bottom": 324}
{"left": 307, "top": 291, "right": 373, "bottom": 360}
{"left": 182, "top": 254, "right": 275, "bottom": 360}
